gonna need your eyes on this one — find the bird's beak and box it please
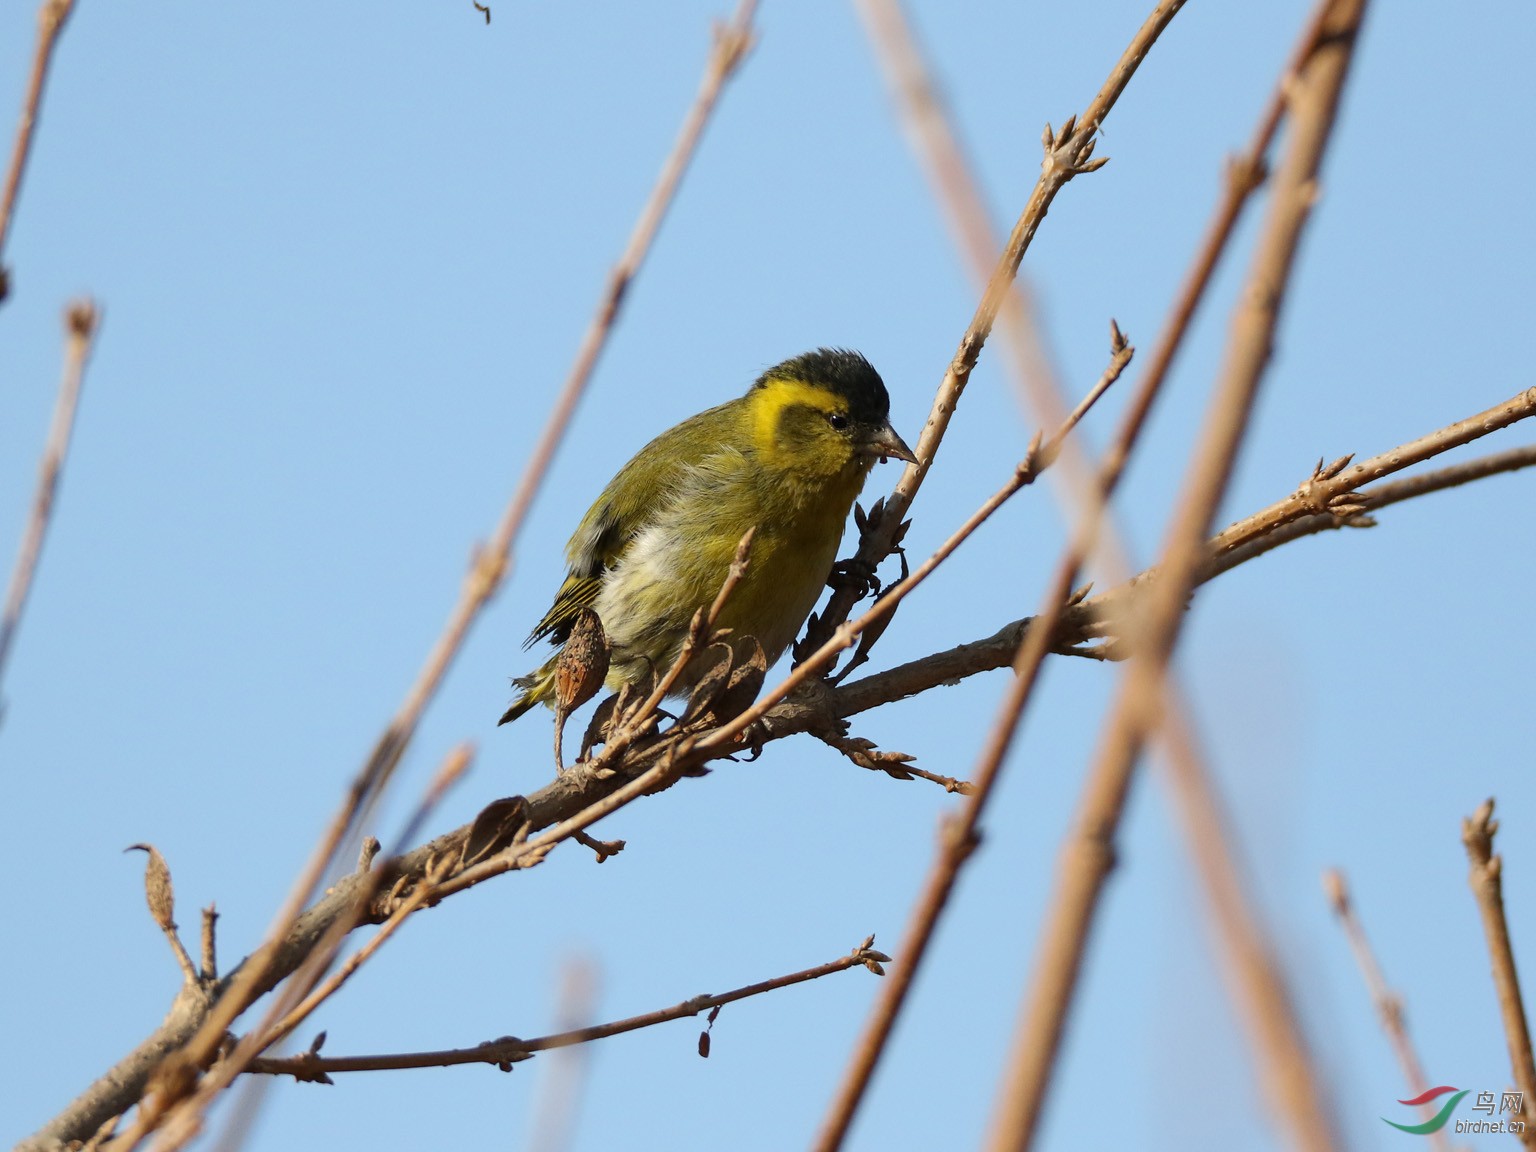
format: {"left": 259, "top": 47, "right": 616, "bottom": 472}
{"left": 862, "top": 420, "right": 919, "bottom": 465}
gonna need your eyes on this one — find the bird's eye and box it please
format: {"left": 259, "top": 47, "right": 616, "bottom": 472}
{"left": 828, "top": 412, "right": 850, "bottom": 431}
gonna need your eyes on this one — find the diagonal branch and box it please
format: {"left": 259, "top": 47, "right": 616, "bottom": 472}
{"left": 0, "top": 0, "right": 77, "bottom": 298}
{"left": 0, "top": 299, "right": 99, "bottom": 705}
{"left": 1204, "top": 440, "right": 1536, "bottom": 578}
{"left": 1209, "top": 385, "right": 1536, "bottom": 557}
{"left": 1323, "top": 869, "right": 1452, "bottom": 1151}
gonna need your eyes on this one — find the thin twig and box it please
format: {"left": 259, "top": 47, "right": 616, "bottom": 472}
{"left": 0, "top": 299, "right": 99, "bottom": 706}
{"left": 1209, "top": 385, "right": 1536, "bottom": 557}
{"left": 1322, "top": 869, "right": 1451, "bottom": 1150}
{"left": 248, "top": 937, "right": 888, "bottom": 1079}
{"left": 112, "top": 746, "right": 473, "bottom": 1152}
{"left": 1149, "top": 706, "right": 1341, "bottom": 1151}
{"left": 1462, "top": 799, "right": 1536, "bottom": 1150}
{"left": 853, "top": 0, "right": 1072, "bottom": 490}
{"left": 827, "top": 0, "right": 1347, "bottom": 717}
{"left": 0, "top": 0, "right": 77, "bottom": 296}
{"left": 987, "top": 2, "right": 1367, "bottom": 1148}
{"left": 86, "top": 11, "right": 760, "bottom": 1152}
{"left": 1204, "top": 441, "right": 1536, "bottom": 578}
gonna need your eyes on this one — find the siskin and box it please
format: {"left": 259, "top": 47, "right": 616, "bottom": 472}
{"left": 500, "top": 348, "right": 916, "bottom": 726}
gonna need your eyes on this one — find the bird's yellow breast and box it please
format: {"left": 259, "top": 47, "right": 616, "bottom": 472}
{"left": 593, "top": 440, "right": 869, "bottom": 685}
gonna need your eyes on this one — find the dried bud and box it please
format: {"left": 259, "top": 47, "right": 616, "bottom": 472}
{"left": 126, "top": 843, "right": 176, "bottom": 932}
{"left": 556, "top": 608, "right": 610, "bottom": 717}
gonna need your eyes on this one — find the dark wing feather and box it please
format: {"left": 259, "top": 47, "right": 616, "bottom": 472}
{"left": 523, "top": 560, "right": 606, "bottom": 648}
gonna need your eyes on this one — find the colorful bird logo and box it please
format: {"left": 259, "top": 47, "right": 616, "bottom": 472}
{"left": 1382, "top": 1086, "right": 1469, "bottom": 1134}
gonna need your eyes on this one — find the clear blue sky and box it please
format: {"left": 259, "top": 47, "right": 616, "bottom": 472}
{"left": 3, "top": 2, "right": 1534, "bottom": 1150}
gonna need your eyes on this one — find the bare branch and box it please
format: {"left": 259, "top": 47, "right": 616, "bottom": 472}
{"left": 813, "top": 1, "right": 1191, "bottom": 1144}
{"left": 1322, "top": 869, "right": 1451, "bottom": 1150}
{"left": 0, "top": 0, "right": 78, "bottom": 297}
{"left": 526, "top": 957, "right": 598, "bottom": 1152}
{"left": 853, "top": 0, "right": 1075, "bottom": 491}
{"left": 834, "top": 431, "right": 1536, "bottom": 720}
{"left": 1205, "top": 441, "right": 1536, "bottom": 577}
{"left": 247, "top": 937, "right": 887, "bottom": 1080}
{"left": 1462, "top": 800, "right": 1536, "bottom": 1150}
{"left": 1210, "top": 386, "right": 1536, "bottom": 558}
{"left": 0, "top": 299, "right": 98, "bottom": 706}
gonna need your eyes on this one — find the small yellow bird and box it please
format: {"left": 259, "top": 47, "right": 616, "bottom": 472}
{"left": 500, "top": 348, "right": 915, "bottom": 725}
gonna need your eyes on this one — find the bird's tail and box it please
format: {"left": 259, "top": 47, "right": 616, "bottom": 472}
{"left": 498, "top": 660, "right": 557, "bottom": 726}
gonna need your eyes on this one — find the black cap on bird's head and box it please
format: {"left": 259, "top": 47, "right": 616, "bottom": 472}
{"left": 752, "top": 348, "right": 918, "bottom": 464}
{"left": 755, "top": 348, "right": 890, "bottom": 424}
